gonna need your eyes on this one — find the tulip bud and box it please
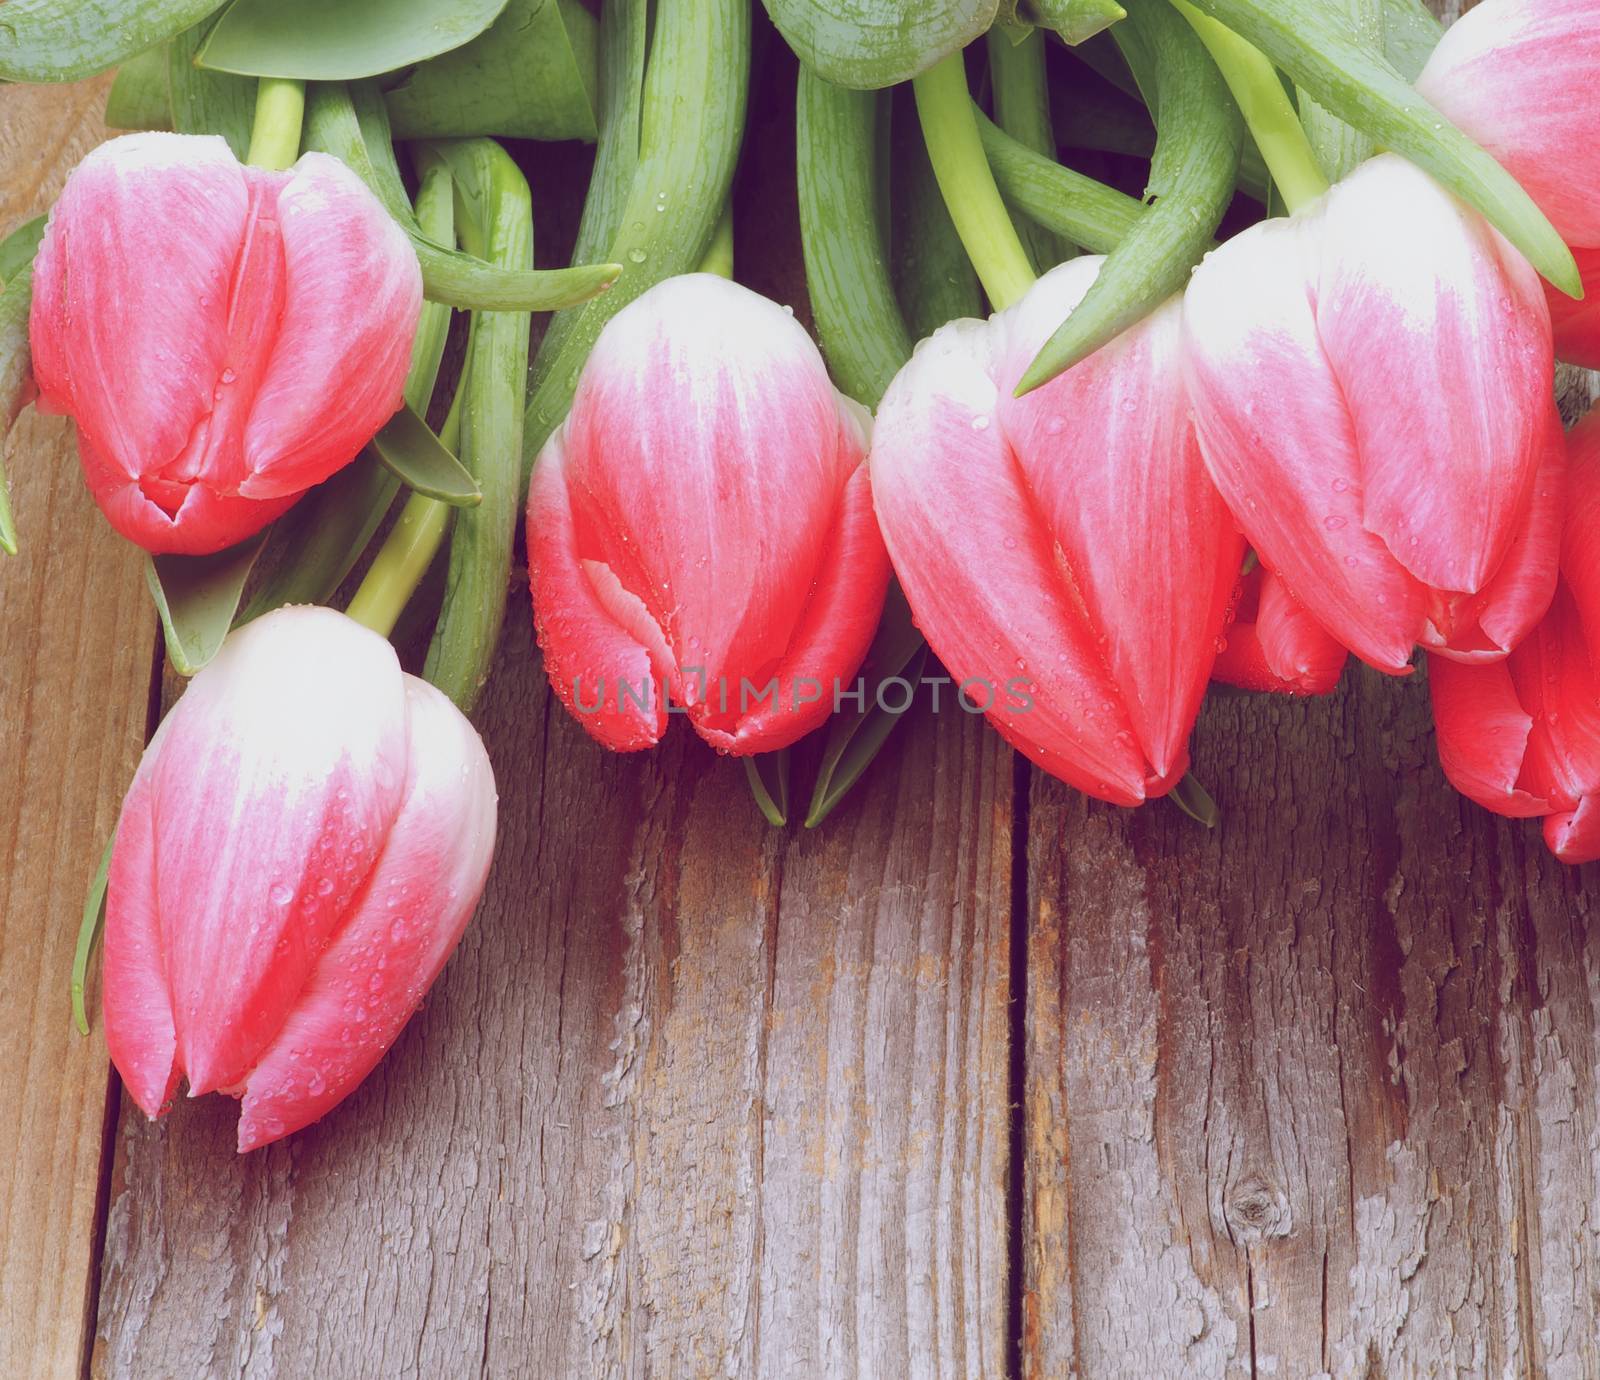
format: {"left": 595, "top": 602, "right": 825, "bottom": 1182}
{"left": 1183, "top": 154, "right": 1560, "bottom": 675}
{"left": 1416, "top": 0, "right": 1600, "bottom": 366}
{"left": 1428, "top": 411, "right": 1599, "bottom": 865}
{"left": 870, "top": 259, "right": 1245, "bottom": 805}
{"left": 103, "top": 606, "right": 497, "bottom": 1151}
{"left": 30, "top": 132, "right": 422, "bottom": 555}
{"left": 1212, "top": 565, "right": 1348, "bottom": 697}
{"left": 527, "top": 273, "right": 891, "bottom": 755}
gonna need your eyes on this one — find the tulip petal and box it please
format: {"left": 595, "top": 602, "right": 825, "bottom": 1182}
{"left": 240, "top": 152, "right": 421, "bottom": 498}
{"left": 1183, "top": 213, "right": 1423, "bottom": 673}
{"left": 999, "top": 265, "right": 1244, "bottom": 777}
{"left": 1426, "top": 652, "right": 1550, "bottom": 818}
{"left": 1417, "top": 0, "right": 1600, "bottom": 248}
{"left": 28, "top": 133, "right": 248, "bottom": 479}
{"left": 554, "top": 275, "right": 870, "bottom": 738}
{"left": 528, "top": 430, "right": 670, "bottom": 752}
{"left": 102, "top": 719, "right": 182, "bottom": 1120}
{"left": 872, "top": 319, "right": 1150, "bottom": 804}
{"left": 1213, "top": 566, "right": 1348, "bottom": 696}
{"left": 144, "top": 608, "right": 411, "bottom": 1096}
{"left": 1509, "top": 587, "right": 1600, "bottom": 809}
{"left": 1316, "top": 156, "right": 1551, "bottom": 597}
{"left": 1427, "top": 403, "right": 1565, "bottom": 662}
{"left": 1562, "top": 408, "right": 1600, "bottom": 640}
{"left": 236, "top": 677, "right": 496, "bottom": 1152}
{"left": 1546, "top": 796, "right": 1600, "bottom": 865}
{"left": 1547, "top": 246, "right": 1600, "bottom": 371}
{"left": 714, "top": 454, "right": 892, "bottom": 754}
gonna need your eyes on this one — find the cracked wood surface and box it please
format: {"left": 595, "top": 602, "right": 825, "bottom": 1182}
{"left": 91, "top": 614, "right": 1013, "bottom": 1379}
{"left": 0, "top": 75, "right": 156, "bottom": 1380}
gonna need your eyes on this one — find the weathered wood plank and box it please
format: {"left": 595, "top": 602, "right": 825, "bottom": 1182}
{"left": 1020, "top": 377, "right": 1600, "bottom": 1380}
{"left": 93, "top": 612, "right": 1014, "bottom": 1379}
{"left": 0, "top": 76, "right": 158, "bottom": 1380}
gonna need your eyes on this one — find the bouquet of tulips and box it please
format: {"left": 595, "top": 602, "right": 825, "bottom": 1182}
{"left": 0, "top": 0, "right": 1595, "bottom": 1151}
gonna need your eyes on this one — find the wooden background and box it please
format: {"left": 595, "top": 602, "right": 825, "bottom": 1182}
{"left": 4, "top": 3, "right": 1599, "bottom": 1376}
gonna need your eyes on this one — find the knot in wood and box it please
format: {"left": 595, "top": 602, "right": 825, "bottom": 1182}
{"left": 1223, "top": 1174, "right": 1291, "bottom": 1243}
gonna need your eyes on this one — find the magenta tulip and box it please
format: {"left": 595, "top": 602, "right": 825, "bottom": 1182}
{"left": 1429, "top": 411, "right": 1599, "bottom": 865}
{"left": 1416, "top": 0, "right": 1600, "bottom": 366}
{"left": 527, "top": 273, "right": 890, "bottom": 755}
{"left": 30, "top": 132, "right": 421, "bottom": 555}
{"left": 869, "top": 259, "right": 1245, "bottom": 805}
{"left": 1211, "top": 565, "right": 1348, "bottom": 697}
{"left": 103, "top": 607, "right": 497, "bottom": 1151}
{"left": 1183, "top": 154, "right": 1560, "bottom": 675}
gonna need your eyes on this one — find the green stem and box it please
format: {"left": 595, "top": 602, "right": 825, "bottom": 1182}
{"left": 344, "top": 493, "right": 452, "bottom": 639}
{"left": 345, "top": 377, "right": 467, "bottom": 639}
{"left": 246, "top": 77, "right": 305, "bottom": 171}
{"left": 71, "top": 830, "right": 116, "bottom": 1035}
{"left": 911, "top": 51, "right": 1035, "bottom": 311}
{"left": 698, "top": 203, "right": 734, "bottom": 278}
{"left": 1169, "top": 0, "right": 1327, "bottom": 213}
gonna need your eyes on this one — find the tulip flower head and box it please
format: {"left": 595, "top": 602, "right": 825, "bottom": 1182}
{"left": 1429, "top": 411, "right": 1600, "bottom": 864}
{"left": 30, "top": 132, "right": 422, "bottom": 555}
{"left": 103, "top": 606, "right": 497, "bottom": 1151}
{"left": 1416, "top": 0, "right": 1600, "bottom": 365}
{"left": 870, "top": 258, "right": 1245, "bottom": 806}
{"left": 527, "top": 273, "right": 891, "bottom": 755}
{"left": 1183, "top": 154, "right": 1561, "bottom": 675}
{"left": 1211, "top": 564, "right": 1348, "bottom": 697}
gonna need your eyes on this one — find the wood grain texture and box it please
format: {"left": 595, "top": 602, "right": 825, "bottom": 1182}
{"left": 93, "top": 614, "right": 1014, "bottom": 1379}
{"left": 0, "top": 74, "right": 157, "bottom": 1380}
{"left": 1019, "top": 366, "right": 1600, "bottom": 1380}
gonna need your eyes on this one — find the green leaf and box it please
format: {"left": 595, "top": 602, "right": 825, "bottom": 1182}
{"left": 806, "top": 587, "right": 929, "bottom": 828}
{"left": 978, "top": 113, "right": 1146, "bottom": 254}
{"left": 371, "top": 403, "right": 481, "bottom": 507}
{"left": 1022, "top": 0, "right": 1126, "bottom": 45}
{"left": 198, "top": 0, "right": 509, "bottom": 80}
{"left": 72, "top": 830, "right": 117, "bottom": 1036}
{"left": 1380, "top": 0, "right": 1442, "bottom": 83}
{"left": 169, "top": 16, "right": 255, "bottom": 158}
{"left": 1017, "top": 0, "right": 1242, "bottom": 393}
{"left": 0, "top": 0, "right": 222, "bottom": 84}
{"left": 386, "top": 0, "right": 598, "bottom": 143}
{"left": 797, "top": 72, "right": 912, "bottom": 407}
{"left": 987, "top": 26, "right": 1072, "bottom": 272}
{"left": 105, "top": 43, "right": 174, "bottom": 132}
{"left": 529, "top": 0, "right": 648, "bottom": 396}
{"left": 763, "top": 0, "right": 995, "bottom": 90}
{"left": 0, "top": 264, "right": 34, "bottom": 556}
{"left": 303, "top": 82, "right": 620, "bottom": 312}
{"left": 522, "top": 0, "right": 751, "bottom": 486}
{"left": 744, "top": 752, "right": 791, "bottom": 828}
{"left": 1170, "top": 771, "right": 1220, "bottom": 827}
{"left": 1182, "top": 0, "right": 1579, "bottom": 297}
{"left": 890, "top": 88, "right": 983, "bottom": 336}
{"left": 0, "top": 214, "right": 45, "bottom": 289}
{"left": 146, "top": 532, "right": 268, "bottom": 677}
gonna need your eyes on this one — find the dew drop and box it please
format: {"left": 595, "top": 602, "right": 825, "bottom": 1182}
{"left": 1324, "top": 515, "right": 1347, "bottom": 531}
{"left": 1045, "top": 416, "right": 1066, "bottom": 435}
{"left": 269, "top": 882, "right": 293, "bottom": 907}
{"left": 1331, "top": 477, "right": 1348, "bottom": 493}
{"left": 627, "top": 248, "right": 647, "bottom": 264}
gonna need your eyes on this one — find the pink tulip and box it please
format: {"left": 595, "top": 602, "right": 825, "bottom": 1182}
{"left": 30, "top": 132, "right": 421, "bottom": 555}
{"left": 103, "top": 606, "right": 497, "bottom": 1151}
{"left": 1429, "top": 411, "right": 1600, "bottom": 864}
{"left": 1183, "top": 154, "right": 1560, "bottom": 675}
{"left": 869, "top": 260, "right": 1245, "bottom": 806}
{"left": 527, "top": 273, "right": 890, "bottom": 755}
{"left": 1212, "top": 565, "right": 1347, "bottom": 696}
{"left": 1416, "top": 0, "right": 1600, "bottom": 365}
